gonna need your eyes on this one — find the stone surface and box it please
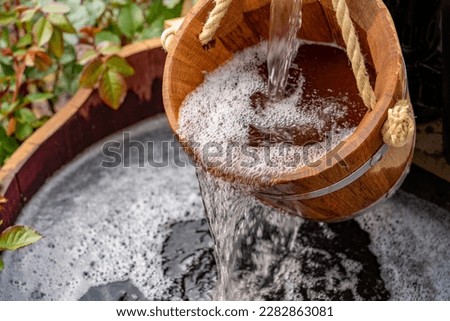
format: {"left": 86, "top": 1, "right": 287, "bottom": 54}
{"left": 0, "top": 115, "right": 448, "bottom": 300}
{"left": 80, "top": 280, "right": 146, "bottom": 301}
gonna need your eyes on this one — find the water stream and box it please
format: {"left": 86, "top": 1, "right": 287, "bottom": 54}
{"left": 197, "top": 169, "right": 302, "bottom": 300}
{"left": 197, "top": 168, "right": 392, "bottom": 300}
{"left": 268, "top": 0, "right": 303, "bottom": 100}
{"left": 180, "top": 0, "right": 363, "bottom": 300}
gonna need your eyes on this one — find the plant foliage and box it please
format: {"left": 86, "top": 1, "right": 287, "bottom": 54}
{"left": 0, "top": 218, "right": 42, "bottom": 271}
{"left": 0, "top": 0, "right": 188, "bottom": 271}
{"left": 0, "top": 0, "right": 185, "bottom": 166}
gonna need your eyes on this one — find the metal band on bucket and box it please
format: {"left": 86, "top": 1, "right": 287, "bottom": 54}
{"left": 258, "top": 144, "right": 390, "bottom": 201}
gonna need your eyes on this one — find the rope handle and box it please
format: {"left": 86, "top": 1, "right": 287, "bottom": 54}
{"left": 161, "top": 25, "right": 178, "bottom": 52}
{"left": 162, "top": 0, "right": 415, "bottom": 148}
{"left": 330, "top": 0, "right": 415, "bottom": 147}
{"left": 162, "top": 0, "right": 232, "bottom": 51}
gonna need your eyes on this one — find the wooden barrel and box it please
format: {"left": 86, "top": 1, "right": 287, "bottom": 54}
{"left": 0, "top": 39, "right": 166, "bottom": 231}
{"left": 162, "top": 0, "right": 415, "bottom": 222}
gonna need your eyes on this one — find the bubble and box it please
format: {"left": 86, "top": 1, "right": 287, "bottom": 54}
{"left": 0, "top": 115, "right": 205, "bottom": 300}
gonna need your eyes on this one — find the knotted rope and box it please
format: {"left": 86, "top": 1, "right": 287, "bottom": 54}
{"left": 331, "top": 0, "right": 414, "bottom": 147}
{"left": 162, "top": 0, "right": 415, "bottom": 147}
{"left": 161, "top": 0, "right": 232, "bottom": 50}
{"left": 161, "top": 25, "right": 178, "bottom": 52}
{"left": 331, "top": 0, "right": 376, "bottom": 111}
{"left": 332, "top": 0, "right": 415, "bottom": 147}
{"left": 381, "top": 99, "right": 415, "bottom": 147}
{"left": 199, "top": 0, "right": 233, "bottom": 46}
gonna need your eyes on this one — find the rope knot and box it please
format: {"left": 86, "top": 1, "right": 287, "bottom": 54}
{"left": 161, "top": 26, "right": 178, "bottom": 52}
{"left": 199, "top": 0, "right": 233, "bottom": 46}
{"left": 382, "top": 99, "right": 415, "bottom": 147}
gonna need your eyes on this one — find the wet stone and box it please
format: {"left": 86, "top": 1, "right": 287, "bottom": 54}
{"left": 80, "top": 281, "right": 146, "bottom": 301}
{"left": 0, "top": 115, "right": 448, "bottom": 300}
{"left": 160, "top": 219, "right": 216, "bottom": 300}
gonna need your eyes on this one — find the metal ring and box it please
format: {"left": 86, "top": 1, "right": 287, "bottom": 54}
{"left": 258, "top": 144, "right": 390, "bottom": 201}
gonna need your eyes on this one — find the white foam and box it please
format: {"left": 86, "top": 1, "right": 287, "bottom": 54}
{"left": 357, "top": 193, "right": 450, "bottom": 300}
{"left": 178, "top": 41, "right": 357, "bottom": 185}
{"left": 0, "top": 115, "right": 205, "bottom": 300}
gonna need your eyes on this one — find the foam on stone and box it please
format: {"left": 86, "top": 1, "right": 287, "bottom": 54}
{"left": 357, "top": 193, "right": 450, "bottom": 300}
{"left": 0, "top": 115, "right": 205, "bottom": 300}
{"left": 0, "top": 116, "right": 448, "bottom": 300}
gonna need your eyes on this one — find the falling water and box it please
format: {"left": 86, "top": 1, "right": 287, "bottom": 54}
{"left": 196, "top": 168, "right": 391, "bottom": 301}
{"left": 197, "top": 168, "right": 303, "bottom": 300}
{"left": 177, "top": 0, "right": 369, "bottom": 300}
{"left": 268, "top": 0, "right": 303, "bottom": 100}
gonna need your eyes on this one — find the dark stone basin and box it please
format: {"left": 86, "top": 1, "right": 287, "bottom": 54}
{"left": 0, "top": 115, "right": 449, "bottom": 300}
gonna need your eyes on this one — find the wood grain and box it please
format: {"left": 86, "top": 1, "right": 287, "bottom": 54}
{"left": 162, "top": 0, "right": 415, "bottom": 222}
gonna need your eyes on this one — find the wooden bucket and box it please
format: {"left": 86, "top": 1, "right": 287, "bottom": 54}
{"left": 162, "top": 0, "right": 415, "bottom": 222}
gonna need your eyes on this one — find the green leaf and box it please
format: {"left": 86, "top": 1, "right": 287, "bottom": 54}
{"left": 105, "top": 55, "right": 134, "bottom": 77}
{"left": 147, "top": 0, "right": 183, "bottom": 25}
{"left": 163, "top": 0, "right": 183, "bottom": 10}
{"left": 15, "top": 108, "right": 37, "bottom": 124}
{"left": 24, "top": 62, "right": 57, "bottom": 79}
{"left": 0, "top": 54, "right": 12, "bottom": 65}
{"left": 0, "top": 226, "right": 42, "bottom": 251}
{"left": 66, "top": 6, "right": 89, "bottom": 30}
{"left": 31, "top": 117, "right": 49, "bottom": 129}
{"left": 33, "top": 16, "right": 54, "bottom": 47}
{"left": 49, "top": 28, "right": 64, "bottom": 58}
{"left": 97, "top": 42, "right": 121, "bottom": 56}
{"left": 78, "top": 48, "right": 98, "bottom": 65}
{"left": 0, "top": 12, "right": 17, "bottom": 26}
{"left": 141, "top": 0, "right": 184, "bottom": 40}
{"left": 0, "top": 124, "right": 8, "bottom": 138}
{"left": 140, "top": 16, "right": 164, "bottom": 40}
{"left": 26, "top": 92, "right": 54, "bottom": 103}
{"left": 13, "top": 49, "right": 27, "bottom": 57}
{"left": 42, "top": 2, "right": 70, "bottom": 14}
{"left": 1, "top": 28, "right": 10, "bottom": 48}
{"left": 59, "top": 44, "right": 77, "bottom": 65}
{"left": 163, "top": 0, "right": 184, "bottom": 20}
{"left": 85, "top": 0, "right": 106, "bottom": 21}
{"left": 21, "top": 8, "right": 37, "bottom": 23}
{"left": 0, "top": 154, "right": 7, "bottom": 167}
{"left": 57, "top": 0, "right": 82, "bottom": 10}
{"left": 16, "top": 34, "right": 32, "bottom": 48}
{"left": 0, "top": 256, "right": 3, "bottom": 271}
{"left": 110, "top": 0, "right": 128, "bottom": 6}
{"left": 1, "top": 101, "right": 20, "bottom": 115}
{"left": 117, "top": 3, "right": 144, "bottom": 38}
{"left": 0, "top": 126, "right": 18, "bottom": 154}
{"left": 95, "top": 31, "right": 121, "bottom": 45}
{"left": 139, "top": 25, "right": 160, "bottom": 40}
{"left": 99, "top": 69, "right": 127, "bottom": 110}
{"left": 48, "top": 13, "right": 77, "bottom": 34}
{"left": 15, "top": 123, "right": 34, "bottom": 141}
{"left": 146, "top": 0, "right": 164, "bottom": 24}
{"left": 59, "top": 61, "right": 82, "bottom": 94}
{"left": 79, "top": 58, "right": 105, "bottom": 88}
{"left": 1, "top": 135, "right": 19, "bottom": 154}
{"left": 0, "top": 62, "right": 14, "bottom": 77}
